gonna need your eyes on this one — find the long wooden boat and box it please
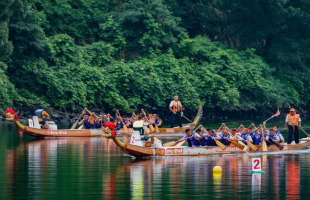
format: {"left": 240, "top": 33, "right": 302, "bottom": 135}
{"left": 108, "top": 134, "right": 310, "bottom": 157}
{"left": 7, "top": 119, "right": 191, "bottom": 138}
{"left": 5, "top": 105, "right": 203, "bottom": 138}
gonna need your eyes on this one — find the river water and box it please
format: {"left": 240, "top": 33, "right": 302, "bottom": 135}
{"left": 1, "top": 118, "right": 310, "bottom": 199}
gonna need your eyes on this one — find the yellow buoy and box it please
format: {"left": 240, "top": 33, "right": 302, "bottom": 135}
{"left": 213, "top": 166, "right": 222, "bottom": 173}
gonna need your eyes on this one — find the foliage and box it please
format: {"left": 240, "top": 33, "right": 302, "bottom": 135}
{"left": 1, "top": 0, "right": 309, "bottom": 115}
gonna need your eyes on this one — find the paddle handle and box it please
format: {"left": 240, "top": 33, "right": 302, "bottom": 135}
{"left": 182, "top": 115, "right": 192, "bottom": 123}
{"left": 70, "top": 108, "right": 86, "bottom": 129}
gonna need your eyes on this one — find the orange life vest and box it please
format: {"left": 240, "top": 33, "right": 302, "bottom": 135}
{"left": 89, "top": 116, "right": 95, "bottom": 124}
{"left": 287, "top": 114, "right": 300, "bottom": 125}
{"left": 171, "top": 100, "right": 181, "bottom": 112}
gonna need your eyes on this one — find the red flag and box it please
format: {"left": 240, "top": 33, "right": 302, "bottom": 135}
{"left": 273, "top": 109, "right": 280, "bottom": 117}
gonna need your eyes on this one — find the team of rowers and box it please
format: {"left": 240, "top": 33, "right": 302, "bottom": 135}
{"left": 176, "top": 122, "right": 285, "bottom": 147}
{"left": 78, "top": 108, "right": 163, "bottom": 130}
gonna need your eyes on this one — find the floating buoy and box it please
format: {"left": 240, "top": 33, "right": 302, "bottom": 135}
{"left": 213, "top": 166, "right": 222, "bottom": 173}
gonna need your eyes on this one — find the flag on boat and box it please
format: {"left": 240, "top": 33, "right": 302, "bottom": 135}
{"left": 273, "top": 108, "right": 280, "bottom": 117}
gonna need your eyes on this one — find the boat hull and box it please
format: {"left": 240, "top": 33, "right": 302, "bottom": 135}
{"left": 121, "top": 140, "right": 310, "bottom": 157}
{"left": 23, "top": 126, "right": 102, "bottom": 138}
{"left": 119, "top": 127, "right": 187, "bottom": 134}
{"left": 21, "top": 126, "right": 187, "bottom": 138}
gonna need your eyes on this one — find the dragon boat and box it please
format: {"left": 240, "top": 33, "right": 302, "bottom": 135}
{"left": 4, "top": 106, "right": 203, "bottom": 138}
{"left": 106, "top": 129, "right": 310, "bottom": 157}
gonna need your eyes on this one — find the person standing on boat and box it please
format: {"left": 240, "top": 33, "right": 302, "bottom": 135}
{"left": 169, "top": 95, "right": 183, "bottom": 128}
{"left": 285, "top": 108, "right": 301, "bottom": 144}
{"left": 34, "top": 109, "right": 50, "bottom": 128}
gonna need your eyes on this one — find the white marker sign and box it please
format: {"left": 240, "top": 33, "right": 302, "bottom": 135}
{"left": 252, "top": 158, "right": 262, "bottom": 171}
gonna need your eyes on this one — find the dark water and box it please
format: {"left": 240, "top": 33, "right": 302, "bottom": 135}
{"left": 1, "top": 119, "right": 310, "bottom": 199}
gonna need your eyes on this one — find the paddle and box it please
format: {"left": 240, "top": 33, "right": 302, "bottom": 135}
{"left": 115, "top": 110, "right": 129, "bottom": 135}
{"left": 175, "top": 140, "right": 185, "bottom": 147}
{"left": 223, "top": 126, "right": 249, "bottom": 151}
{"left": 202, "top": 127, "right": 226, "bottom": 150}
{"left": 261, "top": 126, "right": 268, "bottom": 151}
{"left": 163, "top": 125, "right": 202, "bottom": 147}
{"left": 70, "top": 108, "right": 86, "bottom": 129}
{"left": 300, "top": 126, "right": 310, "bottom": 137}
{"left": 264, "top": 108, "right": 280, "bottom": 123}
{"left": 182, "top": 115, "right": 193, "bottom": 123}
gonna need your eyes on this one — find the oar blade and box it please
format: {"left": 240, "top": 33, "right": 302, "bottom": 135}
{"left": 246, "top": 142, "right": 258, "bottom": 151}
{"left": 155, "top": 125, "right": 160, "bottom": 133}
{"left": 175, "top": 140, "right": 185, "bottom": 147}
{"left": 163, "top": 141, "right": 177, "bottom": 147}
{"left": 123, "top": 125, "right": 129, "bottom": 135}
{"left": 215, "top": 140, "right": 226, "bottom": 150}
{"left": 262, "top": 140, "right": 268, "bottom": 151}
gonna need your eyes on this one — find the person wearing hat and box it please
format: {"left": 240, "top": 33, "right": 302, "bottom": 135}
{"left": 79, "top": 113, "right": 92, "bottom": 129}
{"left": 285, "top": 108, "right": 301, "bottom": 144}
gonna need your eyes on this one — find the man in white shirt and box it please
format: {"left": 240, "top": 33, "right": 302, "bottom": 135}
{"left": 285, "top": 108, "right": 301, "bottom": 144}
{"left": 169, "top": 95, "right": 183, "bottom": 128}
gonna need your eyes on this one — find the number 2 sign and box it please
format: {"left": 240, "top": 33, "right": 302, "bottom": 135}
{"left": 252, "top": 158, "right": 261, "bottom": 171}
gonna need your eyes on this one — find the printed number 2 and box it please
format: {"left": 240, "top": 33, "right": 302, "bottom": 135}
{"left": 131, "top": 136, "right": 135, "bottom": 144}
{"left": 254, "top": 159, "right": 260, "bottom": 169}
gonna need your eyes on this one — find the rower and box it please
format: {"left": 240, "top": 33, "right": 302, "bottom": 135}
{"left": 285, "top": 108, "right": 301, "bottom": 144}
{"left": 251, "top": 129, "right": 262, "bottom": 145}
{"left": 238, "top": 128, "right": 253, "bottom": 144}
{"left": 176, "top": 128, "right": 201, "bottom": 147}
{"left": 79, "top": 113, "right": 92, "bottom": 129}
{"left": 101, "top": 115, "right": 108, "bottom": 126}
{"left": 34, "top": 108, "right": 50, "bottom": 128}
{"left": 154, "top": 115, "right": 163, "bottom": 127}
{"left": 95, "top": 116, "right": 102, "bottom": 129}
{"left": 273, "top": 126, "right": 285, "bottom": 145}
{"left": 203, "top": 129, "right": 221, "bottom": 146}
{"left": 248, "top": 128, "right": 253, "bottom": 137}
{"left": 220, "top": 130, "right": 234, "bottom": 146}
{"left": 169, "top": 95, "right": 183, "bottom": 128}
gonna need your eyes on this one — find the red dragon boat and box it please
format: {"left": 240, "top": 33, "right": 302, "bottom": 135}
{"left": 4, "top": 106, "right": 202, "bottom": 138}
{"left": 106, "top": 130, "right": 310, "bottom": 157}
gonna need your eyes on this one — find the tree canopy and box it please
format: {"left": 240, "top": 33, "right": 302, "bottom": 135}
{"left": 1, "top": 0, "right": 309, "bottom": 115}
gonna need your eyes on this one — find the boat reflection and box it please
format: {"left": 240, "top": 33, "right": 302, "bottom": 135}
{"left": 3, "top": 138, "right": 308, "bottom": 199}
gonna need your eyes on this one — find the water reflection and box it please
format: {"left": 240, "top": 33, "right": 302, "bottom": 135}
{"left": 2, "top": 136, "right": 310, "bottom": 199}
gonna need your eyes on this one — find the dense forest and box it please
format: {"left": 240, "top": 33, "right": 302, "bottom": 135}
{"left": 1, "top": 0, "right": 310, "bottom": 116}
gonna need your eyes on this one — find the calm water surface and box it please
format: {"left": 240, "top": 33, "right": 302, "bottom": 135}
{"left": 1, "top": 119, "right": 310, "bottom": 199}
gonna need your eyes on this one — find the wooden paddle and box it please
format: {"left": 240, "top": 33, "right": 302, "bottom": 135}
{"left": 182, "top": 115, "right": 193, "bottom": 123}
{"left": 244, "top": 141, "right": 258, "bottom": 151}
{"left": 261, "top": 126, "right": 268, "bottom": 152}
{"left": 155, "top": 125, "right": 160, "bottom": 133}
{"left": 300, "top": 126, "right": 310, "bottom": 137}
{"left": 78, "top": 124, "right": 84, "bottom": 129}
{"left": 70, "top": 109, "right": 86, "bottom": 129}
{"left": 203, "top": 128, "right": 226, "bottom": 150}
{"left": 175, "top": 140, "right": 185, "bottom": 147}
{"left": 163, "top": 141, "right": 177, "bottom": 147}
{"left": 163, "top": 125, "right": 202, "bottom": 147}
{"left": 224, "top": 128, "right": 249, "bottom": 151}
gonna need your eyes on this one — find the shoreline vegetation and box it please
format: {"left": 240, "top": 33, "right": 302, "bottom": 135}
{"left": 1, "top": 1, "right": 310, "bottom": 117}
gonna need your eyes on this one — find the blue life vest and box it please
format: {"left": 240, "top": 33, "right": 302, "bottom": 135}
{"left": 269, "top": 132, "right": 280, "bottom": 144}
{"left": 95, "top": 120, "right": 102, "bottom": 129}
{"left": 241, "top": 133, "right": 249, "bottom": 140}
{"left": 241, "top": 133, "right": 250, "bottom": 144}
{"left": 220, "top": 134, "right": 231, "bottom": 145}
{"left": 83, "top": 119, "right": 92, "bottom": 129}
{"left": 252, "top": 134, "right": 261, "bottom": 145}
{"left": 155, "top": 119, "right": 162, "bottom": 126}
{"left": 34, "top": 109, "right": 44, "bottom": 118}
